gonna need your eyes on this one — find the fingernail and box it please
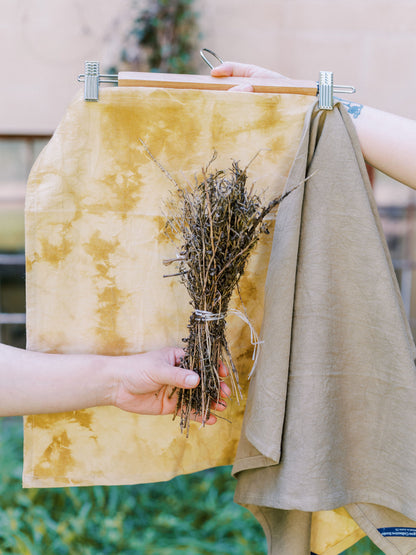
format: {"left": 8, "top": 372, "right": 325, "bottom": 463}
{"left": 185, "top": 374, "right": 199, "bottom": 387}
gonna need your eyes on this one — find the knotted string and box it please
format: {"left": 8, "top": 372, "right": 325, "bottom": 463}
{"left": 192, "top": 308, "right": 262, "bottom": 378}
{"left": 194, "top": 309, "right": 226, "bottom": 322}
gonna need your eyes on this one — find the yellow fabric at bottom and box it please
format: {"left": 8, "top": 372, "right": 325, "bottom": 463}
{"left": 311, "top": 509, "right": 366, "bottom": 554}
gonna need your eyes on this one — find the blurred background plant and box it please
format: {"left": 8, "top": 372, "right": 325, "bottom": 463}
{"left": 113, "top": 0, "right": 199, "bottom": 74}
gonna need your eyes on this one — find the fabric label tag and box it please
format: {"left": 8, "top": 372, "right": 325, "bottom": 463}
{"left": 378, "top": 527, "right": 416, "bottom": 537}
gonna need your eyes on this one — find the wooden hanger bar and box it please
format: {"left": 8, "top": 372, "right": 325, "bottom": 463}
{"left": 118, "top": 71, "right": 317, "bottom": 96}
{"left": 79, "top": 62, "right": 355, "bottom": 108}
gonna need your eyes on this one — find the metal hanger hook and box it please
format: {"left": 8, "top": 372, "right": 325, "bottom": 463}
{"left": 200, "top": 48, "right": 224, "bottom": 70}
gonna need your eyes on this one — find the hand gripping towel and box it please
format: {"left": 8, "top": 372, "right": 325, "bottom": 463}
{"left": 233, "top": 100, "right": 416, "bottom": 555}
{"left": 23, "top": 86, "right": 314, "bottom": 487}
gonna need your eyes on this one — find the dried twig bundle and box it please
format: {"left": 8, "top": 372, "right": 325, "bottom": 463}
{"left": 164, "top": 153, "right": 291, "bottom": 435}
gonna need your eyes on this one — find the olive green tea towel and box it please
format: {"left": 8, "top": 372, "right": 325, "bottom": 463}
{"left": 233, "top": 100, "right": 416, "bottom": 555}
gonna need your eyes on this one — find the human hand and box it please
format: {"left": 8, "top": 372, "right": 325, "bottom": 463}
{"left": 111, "top": 347, "right": 230, "bottom": 424}
{"left": 211, "top": 61, "right": 291, "bottom": 92}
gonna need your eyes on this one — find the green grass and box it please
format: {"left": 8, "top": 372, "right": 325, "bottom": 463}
{"left": 0, "top": 418, "right": 265, "bottom": 554}
{"left": 0, "top": 418, "right": 383, "bottom": 554}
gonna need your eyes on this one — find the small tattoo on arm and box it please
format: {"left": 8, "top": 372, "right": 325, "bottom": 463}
{"left": 335, "top": 97, "right": 363, "bottom": 119}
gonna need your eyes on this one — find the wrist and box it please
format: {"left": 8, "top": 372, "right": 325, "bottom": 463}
{"left": 89, "top": 354, "right": 119, "bottom": 408}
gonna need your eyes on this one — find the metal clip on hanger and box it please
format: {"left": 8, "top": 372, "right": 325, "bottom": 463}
{"left": 317, "top": 71, "right": 355, "bottom": 109}
{"left": 78, "top": 61, "right": 118, "bottom": 101}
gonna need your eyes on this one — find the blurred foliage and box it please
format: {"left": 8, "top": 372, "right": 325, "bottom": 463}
{"left": 0, "top": 418, "right": 384, "bottom": 554}
{"left": 0, "top": 418, "right": 265, "bottom": 554}
{"left": 341, "top": 537, "right": 384, "bottom": 555}
{"left": 118, "top": 0, "right": 198, "bottom": 74}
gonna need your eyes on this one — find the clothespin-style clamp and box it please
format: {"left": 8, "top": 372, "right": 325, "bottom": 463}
{"left": 318, "top": 71, "right": 355, "bottom": 110}
{"left": 77, "top": 61, "right": 118, "bottom": 101}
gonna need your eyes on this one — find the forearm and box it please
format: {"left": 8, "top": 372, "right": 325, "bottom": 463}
{"left": 211, "top": 63, "right": 416, "bottom": 189}
{"left": 338, "top": 99, "right": 416, "bottom": 189}
{"left": 0, "top": 343, "right": 113, "bottom": 416}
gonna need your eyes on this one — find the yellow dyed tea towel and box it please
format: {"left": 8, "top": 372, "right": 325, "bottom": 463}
{"left": 23, "top": 86, "right": 314, "bottom": 487}
{"left": 233, "top": 101, "right": 416, "bottom": 554}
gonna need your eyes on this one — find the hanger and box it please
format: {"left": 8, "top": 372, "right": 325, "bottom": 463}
{"left": 78, "top": 49, "right": 355, "bottom": 110}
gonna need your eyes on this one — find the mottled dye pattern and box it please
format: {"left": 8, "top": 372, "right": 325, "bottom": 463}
{"left": 23, "top": 87, "right": 313, "bottom": 487}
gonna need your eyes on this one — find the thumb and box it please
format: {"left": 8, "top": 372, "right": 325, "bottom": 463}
{"left": 180, "top": 370, "right": 200, "bottom": 389}
{"left": 158, "top": 364, "right": 200, "bottom": 389}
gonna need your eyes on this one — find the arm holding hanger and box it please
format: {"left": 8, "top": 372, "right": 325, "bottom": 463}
{"left": 212, "top": 62, "right": 416, "bottom": 190}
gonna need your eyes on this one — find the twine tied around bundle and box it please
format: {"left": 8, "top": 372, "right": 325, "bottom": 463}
{"left": 194, "top": 309, "right": 226, "bottom": 322}
{"left": 193, "top": 308, "right": 263, "bottom": 379}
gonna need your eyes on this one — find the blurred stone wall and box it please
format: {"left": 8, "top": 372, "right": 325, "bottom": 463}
{"left": 0, "top": 0, "right": 133, "bottom": 134}
{"left": 2, "top": 0, "right": 416, "bottom": 134}
{"left": 198, "top": 0, "right": 416, "bottom": 118}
